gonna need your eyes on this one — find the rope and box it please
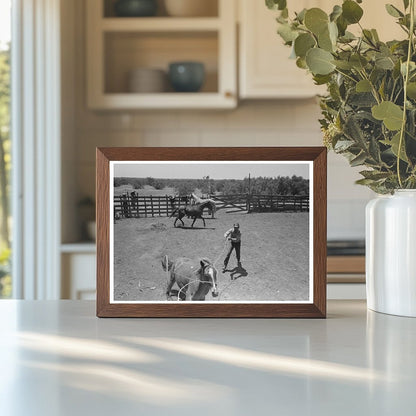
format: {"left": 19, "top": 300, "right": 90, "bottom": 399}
{"left": 177, "top": 278, "right": 207, "bottom": 301}
{"left": 213, "top": 239, "right": 230, "bottom": 268}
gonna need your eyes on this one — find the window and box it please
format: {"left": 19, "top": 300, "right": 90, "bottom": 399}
{"left": 0, "top": 0, "right": 11, "bottom": 298}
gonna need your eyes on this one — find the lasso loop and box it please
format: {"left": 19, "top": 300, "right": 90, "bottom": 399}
{"left": 177, "top": 278, "right": 209, "bottom": 301}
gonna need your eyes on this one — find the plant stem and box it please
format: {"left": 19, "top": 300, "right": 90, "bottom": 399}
{"left": 334, "top": 68, "right": 358, "bottom": 84}
{"left": 397, "top": 0, "right": 415, "bottom": 188}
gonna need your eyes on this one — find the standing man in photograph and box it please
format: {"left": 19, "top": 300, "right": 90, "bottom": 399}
{"left": 223, "top": 223, "right": 242, "bottom": 272}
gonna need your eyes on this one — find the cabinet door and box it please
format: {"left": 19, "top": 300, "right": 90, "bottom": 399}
{"left": 62, "top": 253, "right": 96, "bottom": 300}
{"left": 239, "top": 0, "right": 404, "bottom": 99}
{"left": 239, "top": 0, "right": 325, "bottom": 99}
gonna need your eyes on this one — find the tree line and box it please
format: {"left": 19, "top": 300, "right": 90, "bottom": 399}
{"left": 114, "top": 175, "right": 309, "bottom": 196}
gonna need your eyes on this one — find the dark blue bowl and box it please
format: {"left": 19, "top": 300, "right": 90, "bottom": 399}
{"left": 114, "top": 0, "right": 157, "bottom": 17}
{"left": 168, "top": 62, "right": 205, "bottom": 93}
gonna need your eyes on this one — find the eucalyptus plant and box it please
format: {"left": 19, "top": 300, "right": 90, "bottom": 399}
{"left": 266, "top": 0, "right": 416, "bottom": 193}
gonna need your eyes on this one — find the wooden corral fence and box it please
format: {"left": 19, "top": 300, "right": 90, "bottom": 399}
{"left": 114, "top": 193, "right": 309, "bottom": 219}
{"left": 211, "top": 194, "right": 309, "bottom": 213}
{"left": 114, "top": 194, "right": 191, "bottom": 219}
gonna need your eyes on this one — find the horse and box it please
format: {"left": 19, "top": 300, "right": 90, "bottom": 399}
{"left": 170, "top": 197, "right": 216, "bottom": 227}
{"left": 191, "top": 193, "right": 217, "bottom": 218}
{"left": 162, "top": 256, "right": 219, "bottom": 301}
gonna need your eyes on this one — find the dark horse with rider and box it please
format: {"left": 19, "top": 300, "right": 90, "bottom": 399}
{"left": 169, "top": 195, "right": 216, "bottom": 228}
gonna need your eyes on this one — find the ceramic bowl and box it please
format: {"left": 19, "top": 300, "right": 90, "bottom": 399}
{"left": 114, "top": 0, "right": 158, "bottom": 17}
{"left": 128, "top": 68, "right": 167, "bottom": 93}
{"left": 168, "top": 62, "right": 205, "bottom": 92}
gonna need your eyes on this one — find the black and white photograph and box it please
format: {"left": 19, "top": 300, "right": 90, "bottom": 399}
{"left": 110, "top": 161, "right": 313, "bottom": 303}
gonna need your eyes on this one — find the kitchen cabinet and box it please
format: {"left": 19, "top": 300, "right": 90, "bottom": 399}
{"left": 61, "top": 245, "right": 96, "bottom": 300}
{"left": 86, "top": 0, "right": 237, "bottom": 109}
{"left": 238, "top": 0, "right": 404, "bottom": 99}
{"left": 239, "top": 0, "right": 324, "bottom": 99}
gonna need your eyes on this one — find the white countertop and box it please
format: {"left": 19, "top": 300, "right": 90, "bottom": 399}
{"left": 0, "top": 300, "right": 415, "bottom": 416}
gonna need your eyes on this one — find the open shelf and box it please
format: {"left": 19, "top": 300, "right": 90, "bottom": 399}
{"left": 103, "top": 0, "right": 219, "bottom": 18}
{"left": 101, "top": 17, "right": 221, "bottom": 32}
{"left": 61, "top": 242, "right": 96, "bottom": 254}
{"left": 104, "top": 31, "right": 218, "bottom": 94}
{"left": 87, "top": 0, "right": 236, "bottom": 109}
{"left": 90, "top": 92, "right": 234, "bottom": 109}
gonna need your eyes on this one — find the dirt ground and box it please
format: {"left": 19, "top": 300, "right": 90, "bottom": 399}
{"left": 113, "top": 211, "right": 310, "bottom": 302}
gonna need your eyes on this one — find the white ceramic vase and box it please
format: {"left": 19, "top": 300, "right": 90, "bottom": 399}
{"left": 366, "top": 190, "right": 416, "bottom": 317}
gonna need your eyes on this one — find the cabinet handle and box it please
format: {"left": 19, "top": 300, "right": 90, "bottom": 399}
{"left": 225, "top": 91, "right": 234, "bottom": 99}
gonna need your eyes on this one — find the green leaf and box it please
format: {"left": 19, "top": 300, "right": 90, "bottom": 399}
{"left": 383, "top": 132, "right": 409, "bottom": 162}
{"left": 401, "top": 61, "right": 416, "bottom": 76}
{"left": 369, "top": 136, "right": 382, "bottom": 163}
{"left": 336, "top": 15, "right": 348, "bottom": 36}
{"left": 356, "top": 79, "right": 372, "bottom": 92}
{"left": 350, "top": 54, "right": 368, "bottom": 70}
{"left": 371, "top": 29, "right": 380, "bottom": 42}
{"left": 296, "top": 57, "right": 308, "bottom": 69}
{"left": 313, "top": 74, "right": 332, "bottom": 85}
{"left": 385, "top": 4, "right": 404, "bottom": 18}
{"left": 363, "top": 29, "right": 376, "bottom": 46}
{"left": 344, "top": 114, "right": 367, "bottom": 147}
{"left": 339, "top": 31, "right": 356, "bottom": 43}
{"left": 294, "top": 33, "right": 316, "bottom": 58}
{"left": 348, "top": 92, "right": 377, "bottom": 107}
{"left": 342, "top": 0, "right": 364, "bottom": 24}
{"left": 304, "top": 8, "right": 329, "bottom": 35}
{"left": 318, "top": 27, "right": 334, "bottom": 52}
{"left": 333, "top": 60, "right": 353, "bottom": 70}
{"left": 276, "top": 14, "right": 287, "bottom": 24}
{"left": 355, "top": 178, "right": 377, "bottom": 186}
{"left": 296, "top": 8, "right": 307, "bottom": 23}
{"left": 334, "top": 139, "right": 355, "bottom": 152}
{"left": 350, "top": 152, "right": 367, "bottom": 167}
{"left": 403, "top": 0, "right": 410, "bottom": 10}
{"left": 407, "top": 82, "right": 416, "bottom": 99}
{"left": 328, "top": 21, "right": 338, "bottom": 44}
{"left": 375, "top": 55, "right": 395, "bottom": 70}
{"left": 277, "top": 23, "right": 298, "bottom": 43}
{"left": 330, "top": 5, "right": 342, "bottom": 22}
{"left": 306, "top": 48, "right": 335, "bottom": 75}
{"left": 266, "top": 0, "right": 287, "bottom": 11}
{"left": 372, "top": 101, "right": 404, "bottom": 131}
{"left": 360, "top": 170, "right": 392, "bottom": 181}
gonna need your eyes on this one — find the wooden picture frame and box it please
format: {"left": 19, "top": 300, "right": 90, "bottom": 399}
{"left": 96, "top": 147, "right": 327, "bottom": 318}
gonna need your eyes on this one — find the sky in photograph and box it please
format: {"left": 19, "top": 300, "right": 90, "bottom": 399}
{"left": 113, "top": 162, "right": 310, "bottom": 180}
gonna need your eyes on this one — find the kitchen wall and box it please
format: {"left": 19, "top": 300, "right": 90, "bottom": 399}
{"left": 62, "top": 0, "right": 374, "bottom": 243}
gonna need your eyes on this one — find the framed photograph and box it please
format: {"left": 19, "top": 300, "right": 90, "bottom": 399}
{"left": 96, "top": 147, "right": 327, "bottom": 318}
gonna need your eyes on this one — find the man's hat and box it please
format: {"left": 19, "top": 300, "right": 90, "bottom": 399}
{"left": 233, "top": 223, "right": 240, "bottom": 228}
